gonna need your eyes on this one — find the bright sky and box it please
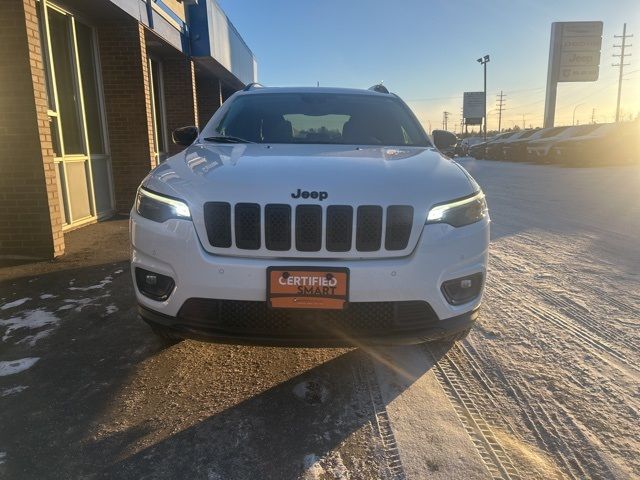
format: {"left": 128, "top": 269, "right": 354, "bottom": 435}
{"left": 218, "top": 0, "right": 639, "bottom": 133}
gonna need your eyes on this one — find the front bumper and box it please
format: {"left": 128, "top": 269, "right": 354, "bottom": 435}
{"left": 139, "top": 303, "right": 479, "bottom": 346}
{"left": 130, "top": 210, "right": 489, "bottom": 345}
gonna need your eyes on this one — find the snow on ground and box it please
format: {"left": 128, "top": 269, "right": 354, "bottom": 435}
{"left": 302, "top": 452, "right": 349, "bottom": 480}
{"left": 1, "top": 385, "right": 29, "bottom": 397}
{"left": 60, "top": 295, "right": 111, "bottom": 313}
{"left": 1, "top": 298, "right": 31, "bottom": 310}
{"left": 450, "top": 158, "right": 640, "bottom": 479}
{"left": 68, "top": 275, "right": 113, "bottom": 292}
{"left": 105, "top": 304, "right": 119, "bottom": 316}
{"left": 0, "top": 309, "right": 59, "bottom": 344}
{"left": 0, "top": 358, "right": 39, "bottom": 377}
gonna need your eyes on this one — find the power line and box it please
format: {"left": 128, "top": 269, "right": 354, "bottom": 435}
{"left": 613, "top": 23, "right": 633, "bottom": 122}
{"left": 496, "top": 91, "right": 506, "bottom": 132}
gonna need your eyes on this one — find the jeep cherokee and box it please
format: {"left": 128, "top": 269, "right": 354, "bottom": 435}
{"left": 130, "top": 85, "right": 490, "bottom": 346}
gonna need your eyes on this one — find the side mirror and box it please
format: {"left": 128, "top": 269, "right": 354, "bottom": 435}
{"left": 432, "top": 130, "right": 458, "bottom": 151}
{"left": 172, "top": 126, "right": 199, "bottom": 146}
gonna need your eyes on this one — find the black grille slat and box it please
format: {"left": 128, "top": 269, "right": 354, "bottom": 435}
{"left": 296, "top": 205, "right": 322, "bottom": 251}
{"left": 326, "top": 206, "right": 353, "bottom": 252}
{"left": 235, "top": 203, "right": 261, "bottom": 250}
{"left": 265, "top": 204, "right": 291, "bottom": 251}
{"left": 203, "top": 202, "right": 231, "bottom": 247}
{"left": 385, "top": 206, "right": 413, "bottom": 250}
{"left": 356, "top": 206, "right": 383, "bottom": 251}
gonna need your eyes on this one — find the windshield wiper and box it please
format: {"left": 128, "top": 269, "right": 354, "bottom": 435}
{"left": 203, "top": 135, "right": 254, "bottom": 144}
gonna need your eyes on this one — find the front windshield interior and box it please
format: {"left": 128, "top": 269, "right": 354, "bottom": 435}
{"left": 212, "top": 93, "right": 430, "bottom": 146}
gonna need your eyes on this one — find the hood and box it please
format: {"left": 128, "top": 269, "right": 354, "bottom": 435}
{"left": 143, "top": 143, "right": 477, "bottom": 258}
{"left": 146, "top": 143, "right": 475, "bottom": 208}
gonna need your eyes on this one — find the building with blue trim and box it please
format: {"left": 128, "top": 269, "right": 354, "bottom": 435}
{"left": 0, "top": 0, "right": 257, "bottom": 259}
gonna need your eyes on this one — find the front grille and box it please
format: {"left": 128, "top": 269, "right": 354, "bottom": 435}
{"left": 202, "top": 202, "right": 413, "bottom": 253}
{"left": 177, "top": 299, "right": 438, "bottom": 338}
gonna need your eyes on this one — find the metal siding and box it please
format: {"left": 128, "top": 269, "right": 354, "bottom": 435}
{"left": 187, "top": 0, "right": 257, "bottom": 85}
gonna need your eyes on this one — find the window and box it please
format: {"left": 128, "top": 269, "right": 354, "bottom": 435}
{"left": 75, "top": 22, "right": 105, "bottom": 154}
{"left": 212, "top": 93, "right": 430, "bottom": 146}
{"left": 47, "top": 8, "right": 84, "bottom": 155}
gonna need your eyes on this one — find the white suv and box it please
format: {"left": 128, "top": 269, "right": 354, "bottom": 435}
{"left": 130, "top": 85, "right": 489, "bottom": 346}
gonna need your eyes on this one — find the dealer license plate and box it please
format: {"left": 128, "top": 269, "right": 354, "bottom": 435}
{"left": 267, "top": 267, "right": 349, "bottom": 310}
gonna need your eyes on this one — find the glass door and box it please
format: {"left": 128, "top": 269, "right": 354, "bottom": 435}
{"left": 38, "top": 1, "right": 114, "bottom": 229}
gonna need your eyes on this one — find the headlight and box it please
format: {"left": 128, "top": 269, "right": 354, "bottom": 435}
{"left": 427, "top": 191, "right": 487, "bottom": 227}
{"left": 135, "top": 187, "right": 191, "bottom": 222}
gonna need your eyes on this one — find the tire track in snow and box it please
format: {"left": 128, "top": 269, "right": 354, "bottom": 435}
{"left": 426, "top": 344, "right": 522, "bottom": 480}
{"left": 452, "top": 342, "right": 620, "bottom": 480}
{"left": 535, "top": 289, "right": 639, "bottom": 353}
{"left": 353, "top": 356, "right": 406, "bottom": 480}
{"left": 490, "top": 281, "right": 639, "bottom": 377}
{"left": 490, "top": 238, "right": 640, "bottom": 320}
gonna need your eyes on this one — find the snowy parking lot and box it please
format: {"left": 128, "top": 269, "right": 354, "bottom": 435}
{"left": 1, "top": 159, "right": 638, "bottom": 479}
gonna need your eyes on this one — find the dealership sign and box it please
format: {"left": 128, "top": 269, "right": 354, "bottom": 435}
{"left": 543, "top": 21, "right": 603, "bottom": 127}
{"left": 463, "top": 91, "right": 485, "bottom": 125}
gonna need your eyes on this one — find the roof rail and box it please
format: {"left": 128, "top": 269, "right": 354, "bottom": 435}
{"left": 368, "top": 84, "right": 389, "bottom": 94}
{"left": 243, "top": 82, "right": 264, "bottom": 91}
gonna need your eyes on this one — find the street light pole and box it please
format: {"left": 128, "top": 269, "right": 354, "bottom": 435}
{"left": 477, "top": 55, "right": 490, "bottom": 141}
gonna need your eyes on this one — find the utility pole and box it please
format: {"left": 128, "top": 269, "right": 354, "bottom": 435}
{"left": 522, "top": 113, "right": 526, "bottom": 129}
{"left": 613, "top": 23, "right": 633, "bottom": 122}
{"left": 477, "top": 55, "right": 490, "bottom": 140}
{"left": 591, "top": 108, "right": 596, "bottom": 124}
{"left": 460, "top": 108, "right": 464, "bottom": 135}
{"left": 442, "top": 111, "right": 451, "bottom": 130}
{"left": 496, "top": 91, "right": 506, "bottom": 132}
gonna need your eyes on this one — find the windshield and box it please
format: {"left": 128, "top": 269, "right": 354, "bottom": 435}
{"left": 517, "top": 129, "right": 539, "bottom": 139}
{"left": 211, "top": 93, "right": 430, "bottom": 146}
{"left": 568, "top": 124, "right": 601, "bottom": 137}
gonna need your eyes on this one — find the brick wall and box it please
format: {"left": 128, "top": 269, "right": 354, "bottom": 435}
{"left": 97, "top": 20, "right": 155, "bottom": 213}
{"left": 196, "top": 72, "right": 222, "bottom": 129}
{"left": 163, "top": 56, "right": 198, "bottom": 156}
{"left": 0, "top": 0, "right": 64, "bottom": 259}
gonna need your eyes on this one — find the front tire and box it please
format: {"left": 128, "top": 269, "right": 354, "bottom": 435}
{"left": 433, "top": 327, "right": 471, "bottom": 345}
{"left": 149, "top": 324, "right": 183, "bottom": 346}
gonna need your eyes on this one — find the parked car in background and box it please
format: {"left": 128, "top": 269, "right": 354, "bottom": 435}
{"left": 431, "top": 130, "right": 459, "bottom": 157}
{"left": 502, "top": 127, "right": 565, "bottom": 162}
{"left": 485, "top": 131, "right": 526, "bottom": 160}
{"left": 497, "top": 129, "right": 540, "bottom": 161}
{"left": 459, "top": 136, "right": 484, "bottom": 156}
{"left": 469, "top": 133, "right": 509, "bottom": 159}
{"left": 551, "top": 121, "right": 639, "bottom": 166}
{"left": 526, "top": 124, "right": 600, "bottom": 163}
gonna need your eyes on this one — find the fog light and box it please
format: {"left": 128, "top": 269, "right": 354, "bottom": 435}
{"left": 135, "top": 268, "right": 175, "bottom": 301}
{"left": 441, "top": 273, "right": 483, "bottom": 305}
